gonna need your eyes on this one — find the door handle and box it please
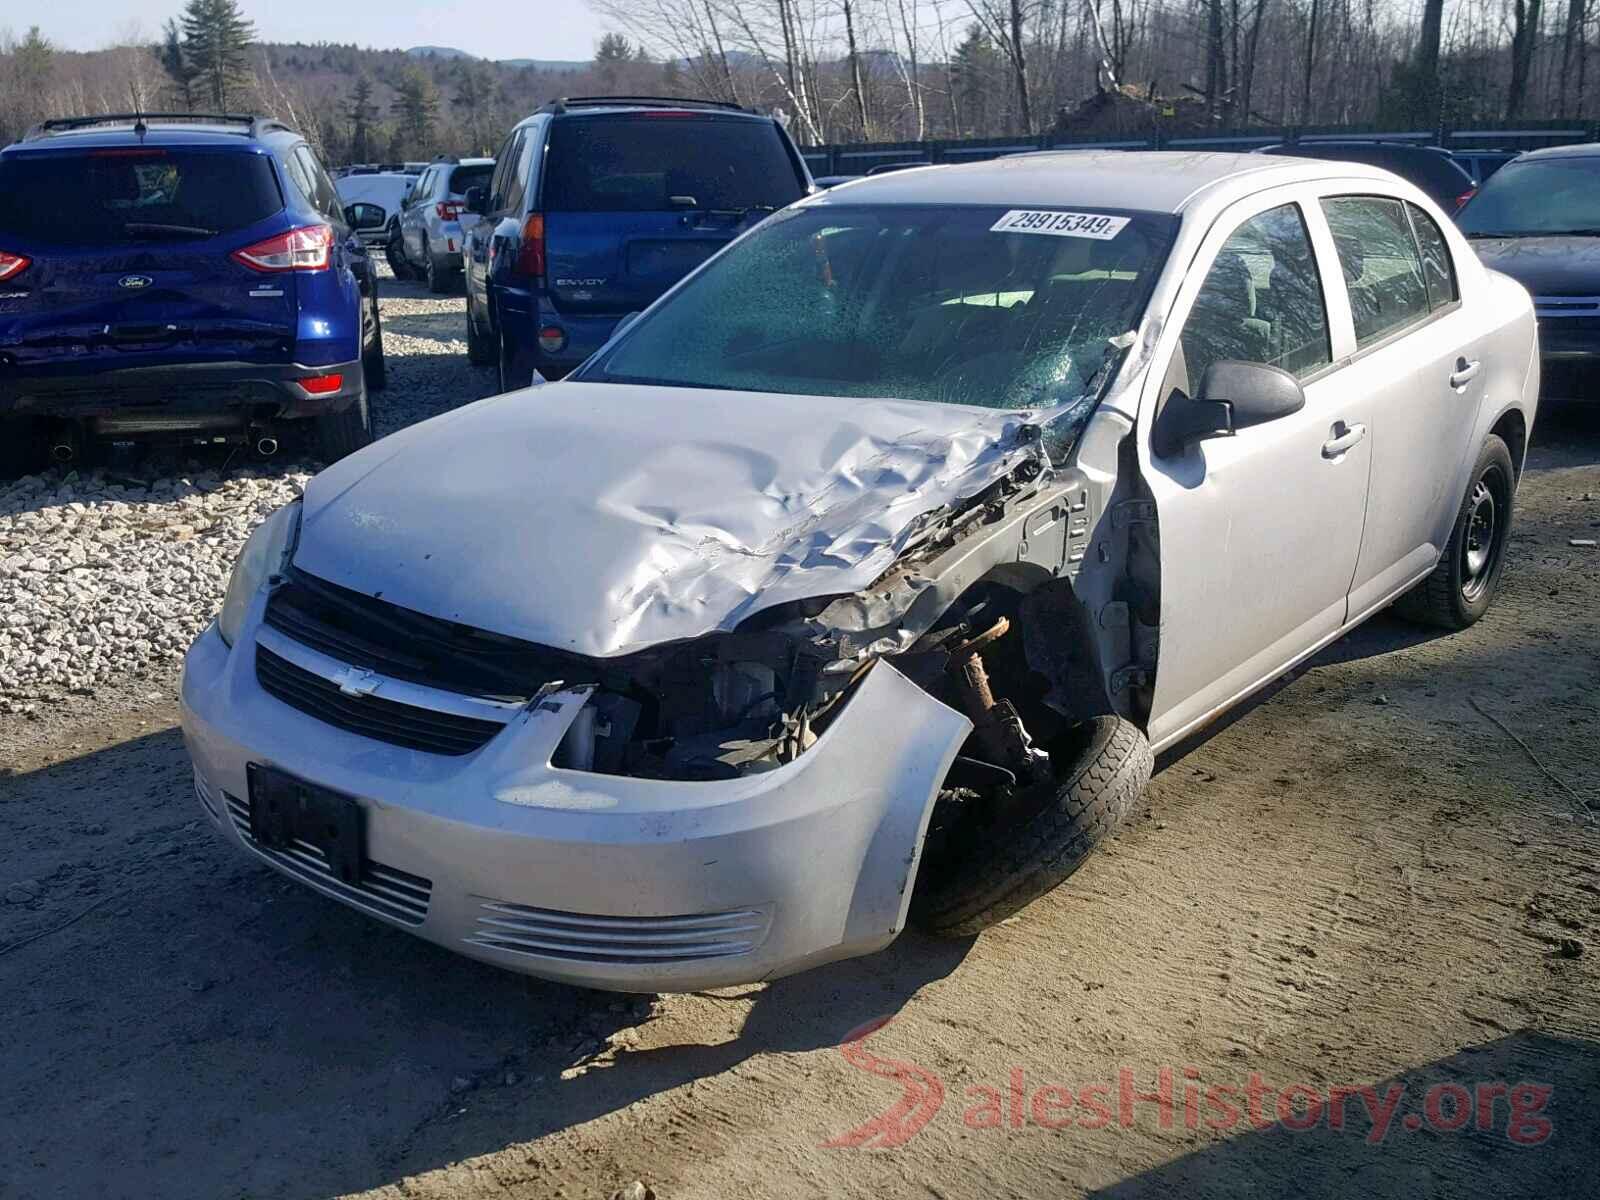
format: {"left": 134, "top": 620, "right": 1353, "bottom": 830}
{"left": 1322, "top": 421, "right": 1368, "bottom": 459}
{"left": 1449, "top": 357, "right": 1481, "bottom": 388}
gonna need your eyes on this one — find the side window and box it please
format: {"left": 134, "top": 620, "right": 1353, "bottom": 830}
{"left": 279, "top": 149, "right": 314, "bottom": 207}
{"left": 410, "top": 168, "right": 433, "bottom": 207}
{"left": 1320, "top": 196, "right": 1432, "bottom": 348}
{"left": 505, "top": 130, "right": 536, "bottom": 214}
{"left": 294, "top": 146, "right": 342, "bottom": 221}
{"left": 1180, "top": 202, "right": 1331, "bottom": 385}
{"left": 1407, "top": 203, "right": 1458, "bottom": 311}
{"left": 488, "top": 136, "right": 517, "bottom": 211}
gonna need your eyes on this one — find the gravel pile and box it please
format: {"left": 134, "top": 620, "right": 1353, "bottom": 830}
{"left": 0, "top": 271, "right": 493, "bottom": 713}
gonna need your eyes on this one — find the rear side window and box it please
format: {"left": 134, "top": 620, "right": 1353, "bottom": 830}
{"left": 448, "top": 164, "right": 493, "bottom": 196}
{"left": 293, "top": 146, "right": 343, "bottom": 222}
{"left": 542, "top": 116, "right": 803, "bottom": 213}
{"left": 0, "top": 150, "right": 281, "bottom": 247}
{"left": 1321, "top": 196, "right": 1432, "bottom": 348}
{"left": 1407, "top": 203, "right": 1458, "bottom": 310}
{"left": 1181, "top": 203, "right": 1331, "bottom": 382}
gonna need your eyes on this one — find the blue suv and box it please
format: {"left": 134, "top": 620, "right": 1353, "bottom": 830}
{"left": 462, "top": 96, "right": 812, "bottom": 388}
{"left": 0, "top": 113, "right": 385, "bottom": 476}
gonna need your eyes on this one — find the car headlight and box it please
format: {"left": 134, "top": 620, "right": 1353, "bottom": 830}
{"left": 217, "top": 501, "right": 301, "bottom": 648}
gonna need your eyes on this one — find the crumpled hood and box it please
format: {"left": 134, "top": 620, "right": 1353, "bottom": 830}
{"left": 295, "top": 381, "right": 1033, "bottom": 657}
{"left": 1469, "top": 235, "right": 1600, "bottom": 294}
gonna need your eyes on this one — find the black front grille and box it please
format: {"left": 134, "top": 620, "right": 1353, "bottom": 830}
{"left": 263, "top": 567, "right": 576, "bottom": 702}
{"left": 255, "top": 645, "right": 507, "bottom": 756}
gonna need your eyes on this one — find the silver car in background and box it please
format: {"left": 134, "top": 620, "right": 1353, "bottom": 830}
{"left": 389, "top": 156, "right": 494, "bottom": 292}
{"left": 182, "top": 153, "right": 1537, "bottom": 992}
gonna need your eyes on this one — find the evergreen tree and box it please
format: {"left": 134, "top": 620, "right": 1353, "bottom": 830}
{"left": 391, "top": 65, "right": 438, "bottom": 157}
{"left": 159, "top": 18, "right": 199, "bottom": 107}
{"left": 345, "top": 73, "right": 379, "bottom": 162}
{"left": 176, "top": 0, "right": 256, "bottom": 110}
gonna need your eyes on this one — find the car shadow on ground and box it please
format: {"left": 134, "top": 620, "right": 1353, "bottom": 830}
{"left": 1089, "top": 1031, "right": 1600, "bottom": 1198}
{"left": 0, "top": 725, "right": 973, "bottom": 1200}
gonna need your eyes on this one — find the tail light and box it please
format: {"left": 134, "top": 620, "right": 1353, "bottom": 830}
{"left": 1455, "top": 188, "right": 1477, "bottom": 211}
{"left": 297, "top": 373, "right": 344, "bottom": 395}
{"left": 538, "top": 326, "right": 567, "bottom": 353}
{"left": 232, "top": 224, "right": 333, "bottom": 273}
{"left": 436, "top": 201, "right": 464, "bottom": 221}
{"left": 515, "top": 214, "right": 545, "bottom": 279}
{"left": 0, "top": 251, "right": 30, "bottom": 282}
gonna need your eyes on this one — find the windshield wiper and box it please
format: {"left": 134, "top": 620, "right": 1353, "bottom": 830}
{"left": 123, "top": 222, "right": 216, "bottom": 239}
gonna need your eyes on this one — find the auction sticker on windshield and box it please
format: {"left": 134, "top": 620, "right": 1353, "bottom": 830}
{"left": 990, "top": 210, "right": 1130, "bottom": 240}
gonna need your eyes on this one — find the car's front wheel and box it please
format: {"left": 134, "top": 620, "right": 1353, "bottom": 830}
{"left": 912, "top": 715, "right": 1152, "bottom": 936}
{"left": 1395, "top": 433, "right": 1515, "bottom": 630}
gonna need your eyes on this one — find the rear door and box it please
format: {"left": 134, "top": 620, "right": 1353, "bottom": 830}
{"left": 538, "top": 113, "right": 807, "bottom": 316}
{"left": 1320, "top": 194, "right": 1484, "bottom": 620}
{"left": 0, "top": 145, "right": 297, "bottom": 372}
{"left": 447, "top": 162, "right": 494, "bottom": 237}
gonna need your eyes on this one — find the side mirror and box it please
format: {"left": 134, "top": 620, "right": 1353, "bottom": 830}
{"left": 345, "top": 203, "right": 386, "bottom": 231}
{"left": 464, "top": 185, "right": 488, "bottom": 215}
{"left": 1201, "top": 360, "right": 1305, "bottom": 428}
{"left": 1152, "top": 360, "right": 1305, "bottom": 457}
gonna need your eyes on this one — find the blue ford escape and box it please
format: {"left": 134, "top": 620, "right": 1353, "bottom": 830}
{"left": 462, "top": 96, "right": 813, "bottom": 388}
{"left": 0, "top": 113, "right": 385, "bottom": 477}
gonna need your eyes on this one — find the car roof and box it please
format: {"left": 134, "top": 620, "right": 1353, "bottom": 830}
{"left": 1511, "top": 142, "right": 1600, "bottom": 161}
{"left": 805, "top": 150, "right": 1404, "bottom": 215}
{"left": 5, "top": 117, "right": 296, "bottom": 154}
{"left": 517, "top": 96, "right": 774, "bottom": 129}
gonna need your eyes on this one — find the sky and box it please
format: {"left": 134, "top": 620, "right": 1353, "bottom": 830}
{"left": 28, "top": 0, "right": 610, "bottom": 61}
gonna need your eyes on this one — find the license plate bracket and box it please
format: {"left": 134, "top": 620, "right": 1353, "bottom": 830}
{"left": 246, "top": 764, "right": 365, "bottom": 885}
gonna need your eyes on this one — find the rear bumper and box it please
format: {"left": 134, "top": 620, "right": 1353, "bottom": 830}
{"left": 0, "top": 359, "right": 365, "bottom": 426}
{"left": 500, "top": 295, "right": 622, "bottom": 379}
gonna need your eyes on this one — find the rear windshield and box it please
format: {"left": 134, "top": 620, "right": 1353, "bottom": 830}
{"left": 0, "top": 149, "right": 282, "bottom": 247}
{"left": 448, "top": 164, "right": 493, "bottom": 196}
{"left": 542, "top": 116, "right": 803, "bottom": 213}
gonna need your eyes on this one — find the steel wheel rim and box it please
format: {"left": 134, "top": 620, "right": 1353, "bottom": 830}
{"left": 1461, "top": 473, "right": 1499, "bottom": 601}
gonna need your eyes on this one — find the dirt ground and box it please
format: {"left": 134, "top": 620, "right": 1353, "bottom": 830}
{"left": 3, "top": 395, "right": 1599, "bottom": 1200}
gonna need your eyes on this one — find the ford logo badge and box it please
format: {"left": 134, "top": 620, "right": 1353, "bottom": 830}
{"left": 119, "top": 274, "right": 153, "bottom": 289}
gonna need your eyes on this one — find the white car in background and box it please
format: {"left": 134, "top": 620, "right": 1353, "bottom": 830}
{"left": 333, "top": 171, "right": 414, "bottom": 246}
{"left": 390, "top": 156, "right": 494, "bottom": 292}
{"left": 183, "top": 152, "right": 1537, "bottom": 992}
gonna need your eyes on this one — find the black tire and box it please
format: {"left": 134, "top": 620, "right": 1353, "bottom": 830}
{"left": 385, "top": 229, "right": 412, "bottom": 280}
{"left": 466, "top": 295, "right": 494, "bottom": 366}
{"left": 424, "top": 241, "right": 450, "bottom": 294}
{"left": 0, "top": 417, "right": 39, "bottom": 480}
{"left": 313, "top": 386, "right": 373, "bottom": 462}
{"left": 912, "top": 716, "right": 1152, "bottom": 937}
{"left": 363, "top": 300, "right": 387, "bottom": 392}
{"left": 497, "top": 326, "right": 531, "bottom": 393}
{"left": 1393, "top": 434, "right": 1515, "bottom": 630}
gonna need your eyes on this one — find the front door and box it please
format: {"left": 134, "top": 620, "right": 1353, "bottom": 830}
{"left": 1139, "top": 193, "right": 1372, "bottom": 749}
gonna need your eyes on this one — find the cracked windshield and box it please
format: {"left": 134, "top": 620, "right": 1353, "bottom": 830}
{"left": 583, "top": 204, "right": 1177, "bottom": 410}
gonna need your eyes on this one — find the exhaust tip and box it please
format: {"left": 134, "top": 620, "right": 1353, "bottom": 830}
{"left": 49, "top": 443, "right": 76, "bottom": 464}
{"left": 254, "top": 435, "right": 279, "bottom": 457}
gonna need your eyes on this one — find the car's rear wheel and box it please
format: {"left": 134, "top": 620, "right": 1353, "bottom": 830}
{"left": 466, "top": 295, "right": 494, "bottom": 366}
{"left": 313, "top": 384, "right": 374, "bottom": 463}
{"left": 363, "top": 300, "right": 388, "bottom": 392}
{"left": 0, "top": 417, "right": 40, "bottom": 481}
{"left": 1394, "top": 434, "right": 1515, "bottom": 630}
{"left": 912, "top": 715, "right": 1152, "bottom": 937}
{"left": 497, "top": 326, "right": 533, "bottom": 393}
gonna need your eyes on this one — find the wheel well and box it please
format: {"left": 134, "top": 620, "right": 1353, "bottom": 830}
{"left": 1491, "top": 409, "right": 1527, "bottom": 479}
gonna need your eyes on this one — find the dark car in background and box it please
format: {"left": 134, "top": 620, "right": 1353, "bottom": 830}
{"left": 0, "top": 113, "right": 385, "bottom": 475}
{"left": 1458, "top": 143, "right": 1600, "bottom": 398}
{"left": 462, "top": 96, "right": 812, "bottom": 387}
{"left": 1257, "top": 141, "right": 1478, "bottom": 210}
{"left": 1451, "top": 148, "right": 1521, "bottom": 187}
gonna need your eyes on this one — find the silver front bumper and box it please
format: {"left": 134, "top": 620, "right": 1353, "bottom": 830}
{"left": 180, "top": 604, "right": 971, "bottom": 992}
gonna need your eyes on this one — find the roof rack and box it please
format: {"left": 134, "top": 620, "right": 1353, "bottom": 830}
{"left": 22, "top": 113, "right": 292, "bottom": 141}
{"left": 539, "top": 95, "right": 756, "bottom": 116}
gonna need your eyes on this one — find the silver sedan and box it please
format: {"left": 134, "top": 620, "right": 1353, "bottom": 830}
{"left": 181, "top": 152, "right": 1537, "bottom": 991}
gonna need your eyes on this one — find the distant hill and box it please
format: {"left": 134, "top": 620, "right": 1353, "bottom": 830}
{"left": 406, "top": 45, "right": 588, "bottom": 72}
